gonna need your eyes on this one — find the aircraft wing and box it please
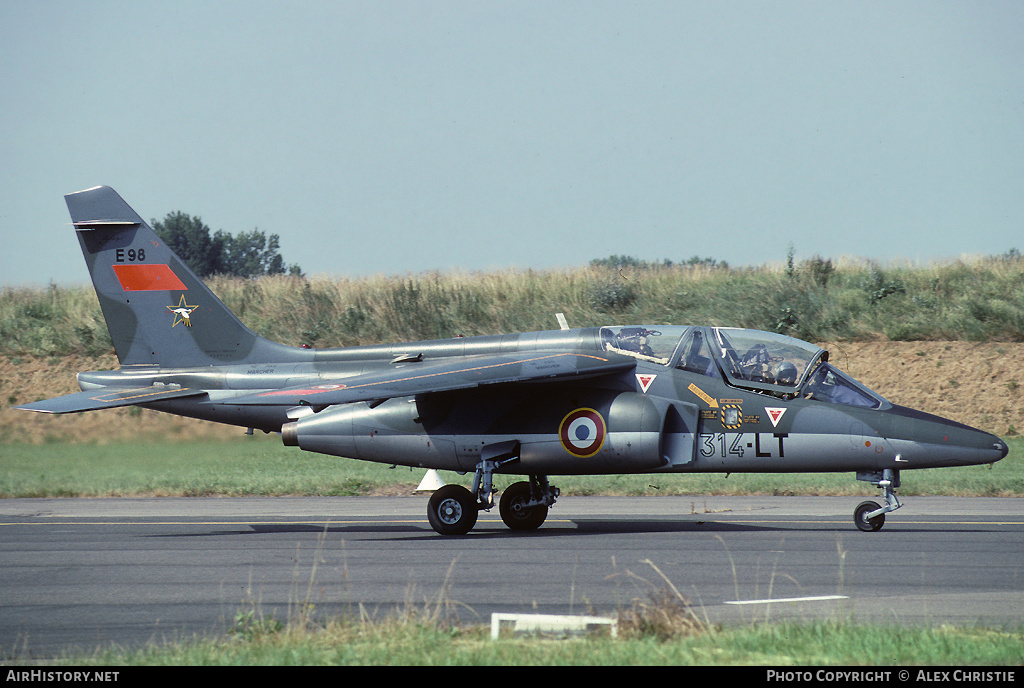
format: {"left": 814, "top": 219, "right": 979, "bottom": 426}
{"left": 16, "top": 386, "right": 207, "bottom": 414}
{"left": 230, "top": 351, "right": 637, "bottom": 407}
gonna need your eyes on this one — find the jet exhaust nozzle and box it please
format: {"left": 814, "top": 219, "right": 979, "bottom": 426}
{"left": 282, "top": 422, "right": 299, "bottom": 446}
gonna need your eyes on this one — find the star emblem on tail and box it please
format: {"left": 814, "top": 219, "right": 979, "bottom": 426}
{"left": 167, "top": 295, "right": 198, "bottom": 327}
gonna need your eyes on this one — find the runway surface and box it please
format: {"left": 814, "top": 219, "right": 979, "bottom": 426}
{"left": 1, "top": 495, "right": 1022, "bottom": 656}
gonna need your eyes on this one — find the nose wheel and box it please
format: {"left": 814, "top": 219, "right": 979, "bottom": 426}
{"left": 854, "top": 500, "right": 885, "bottom": 532}
{"left": 854, "top": 469, "right": 902, "bottom": 532}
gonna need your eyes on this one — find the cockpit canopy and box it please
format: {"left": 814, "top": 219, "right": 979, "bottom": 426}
{"left": 600, "top": 325, "right": 885, "bottom": 408}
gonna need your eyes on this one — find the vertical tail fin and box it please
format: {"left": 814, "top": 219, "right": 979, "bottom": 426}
{"left": 67, "top": 186, "right": 303, "bottom": 367}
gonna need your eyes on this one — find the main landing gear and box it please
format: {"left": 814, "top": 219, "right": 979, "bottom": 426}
{"left": 425, "top": 442, "right": 560, "bottom": 535}
{"left": 854, "top": 469, "right": 902, "bottom": 532}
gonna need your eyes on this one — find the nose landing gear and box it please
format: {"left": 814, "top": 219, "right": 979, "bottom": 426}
{"left": 854, "top": 469, "right": 902, "bottom": 532}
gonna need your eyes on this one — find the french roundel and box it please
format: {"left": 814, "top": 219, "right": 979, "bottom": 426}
{"left": 559, "top": 408, "right": 607, "bottom": 458}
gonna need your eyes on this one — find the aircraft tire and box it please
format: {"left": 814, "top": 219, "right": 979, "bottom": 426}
{"left": 499, "top": 481, "right": 548, "bottom": 530}
{"left": 427, "top": 485, "right": 478, "bottom": 535}
{"left": 854, "top": 500, "right": 885, "bottom": 532}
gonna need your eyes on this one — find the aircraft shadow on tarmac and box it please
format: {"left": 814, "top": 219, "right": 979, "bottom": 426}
{"left": 140, "top": 519, "right": 772, "bottom": 540}
{"left": 232, "top": 518, "right": 779, "bottom": 538}
{"left": 143, "top": 517, "right": 975, "bottom": 541}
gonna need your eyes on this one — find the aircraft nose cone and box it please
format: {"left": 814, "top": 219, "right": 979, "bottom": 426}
{"left": 992, "top": 436, "right": 1009, "bottom": 463}
{"left": 954, "top": 428, "right": 1008, "bottom": 466}
{"left": 959, "top": 429, "right": 1008, "bottom": 467}
{"left": 887, "top": 405, "right": 1008, "bottom": 468}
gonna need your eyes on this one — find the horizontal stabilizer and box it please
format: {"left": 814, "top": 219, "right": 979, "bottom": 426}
{"left": 229, "top": 351, "right": 637, "bottom": 407}
{"left": 65, "top": 185, "right": 146, "bottom": 227}
{"left": 17, "top": 386, "right": 206, "bottom": 414}
{"left": 72, "top": 220, "right": 141, "bottom": 229}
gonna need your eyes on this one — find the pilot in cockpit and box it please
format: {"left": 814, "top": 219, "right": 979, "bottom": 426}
{"left": 773, "top": 361, "right": 798, "bottom": 386}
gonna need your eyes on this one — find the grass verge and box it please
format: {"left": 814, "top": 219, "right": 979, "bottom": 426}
{"left": 36, "top": 594, "right": 1024, "bottom": 666}
{"left": 1, "top": 436, "right": 1022, "bottom": 498}
{"left": 46, "top": 622, "right": 1023, "bottom": 666}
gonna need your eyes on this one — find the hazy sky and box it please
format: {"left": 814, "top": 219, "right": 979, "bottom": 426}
{"left": 2, "top": 1, "right": 1022, "bottom": 286}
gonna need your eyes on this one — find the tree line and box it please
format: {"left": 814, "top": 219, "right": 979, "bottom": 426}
{"left": 152, "top": 212, "right": 302, "bottom": 278}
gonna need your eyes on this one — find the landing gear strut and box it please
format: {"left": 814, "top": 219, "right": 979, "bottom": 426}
{"left": 854, "top": 469, "right": 902, "bottom": 532}
{"left": 425, "top": 440, "right": 559, "bottom": 535}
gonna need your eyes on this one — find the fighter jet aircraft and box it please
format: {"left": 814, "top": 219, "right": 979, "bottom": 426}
{"left": 18, "top": 186, "right": 1009, "bottom": 534}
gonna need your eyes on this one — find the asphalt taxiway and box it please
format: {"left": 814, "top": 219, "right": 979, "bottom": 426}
{"left": 1, "top": 495, "right": 1022, "bottom": 656}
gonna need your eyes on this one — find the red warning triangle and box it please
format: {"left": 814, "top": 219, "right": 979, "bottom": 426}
{"left": 765, "top": 407, "right": 787, "bottom": 427}
{"left": 636, "top": 374, "right": 656, "bottom": 393}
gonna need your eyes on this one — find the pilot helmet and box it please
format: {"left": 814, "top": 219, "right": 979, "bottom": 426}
{"left": 773, "top": 361, "right": 799, "bottom": 385}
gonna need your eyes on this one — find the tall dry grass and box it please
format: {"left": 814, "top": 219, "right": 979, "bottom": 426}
{"left": 3, "top": 254, "right": 1023, "bottom": 357}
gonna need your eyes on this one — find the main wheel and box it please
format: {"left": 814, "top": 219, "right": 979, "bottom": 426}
{"left": 854, "top": 500, "right": 885, "bottom": 532}
{"left": 427, "top": 485, "right": 478, "bottom": 535}
{"left": 499, "top": 481, "right": 548, "bottom": 530}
